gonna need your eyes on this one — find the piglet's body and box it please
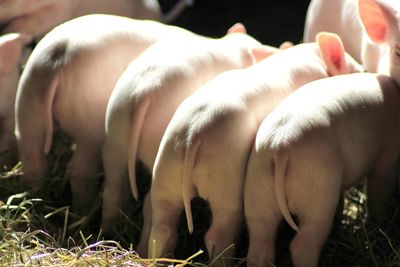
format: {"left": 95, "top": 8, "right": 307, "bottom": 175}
{"left": 149, "top": 33, "right": 362, "bottom": 265}
{"left": 15, "top": 14, "right": 193, "bottom": 213}
{"left": 245, "top": 73, "right": 400, "bottom": 267}
{"left": 0, "top": 33, "right": 30, "bottom": 168}
{"left": 0, "top": 0, "right": 161, "bottom": 38}
{"left": 304, "top": 0, "right": 400, "bottom": 85}
{"left": 101, "top": 23, "right": 276, "bottom": 250}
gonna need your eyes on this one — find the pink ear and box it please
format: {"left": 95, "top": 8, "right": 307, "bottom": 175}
{"left": 0, "top": 33, "right": 31, "bottom": 76}
{"left": 279, "top": 41, "right": 293, "bottom": 50}
{"left": 250, "top": 46, "right": 279, "bottom": 62}
{"left": 316, "top": 32, "right": 346, "bottom": 75}
{"left": 358, "top": 0, "right": 393, "bottom": 43}
{"left": 227, "top": 23, "right": 247, "bottom": 34}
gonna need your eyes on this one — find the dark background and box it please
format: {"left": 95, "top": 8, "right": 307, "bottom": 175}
{"left": 159, "top": 0, "right": 312, "bottom": 46}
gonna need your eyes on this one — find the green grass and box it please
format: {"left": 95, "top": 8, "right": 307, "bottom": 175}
{"left": 1, "top": 134, "right": 400, "bottom": 266}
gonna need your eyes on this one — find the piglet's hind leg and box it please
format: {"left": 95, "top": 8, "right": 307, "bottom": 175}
{"left": 67, "top": 142, "right": 102, "bottom": 214}
{"left": 148, "top": 196, "right": 182, "bottom": 258}
{"left": 289, "top": 177, "right": 340, "bottom": 267}
{"left": 246, "top": 212, "right": 281, "bottom": 267}
{"left": 204, "top": 200, "right": 243, "bottom": 267}
{"left": 101, "top": 142, "right": 131, "bottom": 234}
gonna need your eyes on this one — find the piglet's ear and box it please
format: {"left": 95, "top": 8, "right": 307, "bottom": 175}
{"left": 250, "top": 45, "right": 279, "bottom": 62}
{"left": 279, "top": 41, "right": 294, "bottom": 50}
{"left": 317, "top": 32, "right": 347, "bottom": 75}
{"left": 358, "top": 0, "right": 391, "bottom": 43}
{"left": 0, "top": 33, "right": 31, "bottom": 76}
{"left": 227, "top": 23, "right": 247, "bottom": 34}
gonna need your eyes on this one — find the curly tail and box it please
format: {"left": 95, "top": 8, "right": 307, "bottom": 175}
{"left": 182, "top": 138, "right": 201, "bottom": 234}
{"left": 273, "top": 151, "right": 299, "bottom": 231}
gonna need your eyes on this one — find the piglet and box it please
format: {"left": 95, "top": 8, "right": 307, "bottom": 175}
{"left": 244, "top": 72, "right": 400, "bottom": 267}
{"left": 0, "top": 33, "right": 31, "bottom": 169}
{"left": 0, "top": 0, "right": 161, "bottom": 38}
{"left": 15, "top": 14, "right": 194, "bottom": 213}
{"left": 149, "top": 32, "right": 363, "bottom": 266}
{"left": 304, "top": 0, "right": 400, "bottom": 84}
{"left": 0, "top": 0, "right": 162, "bottom": 169}
{"left": 101, "top": 22, "right": 278, "bottom": 252}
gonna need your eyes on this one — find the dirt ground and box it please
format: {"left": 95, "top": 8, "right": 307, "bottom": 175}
{"left": 159, "top": 0, "right": 312, "bottom": 46}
